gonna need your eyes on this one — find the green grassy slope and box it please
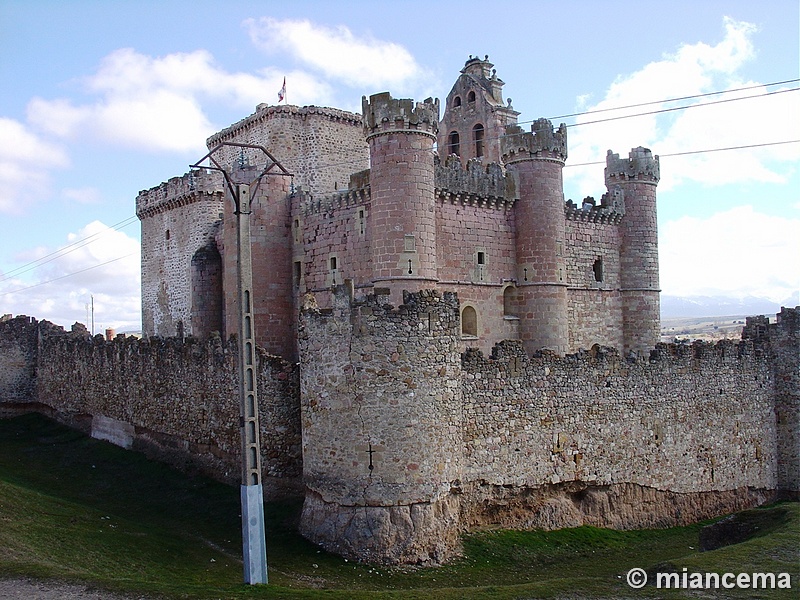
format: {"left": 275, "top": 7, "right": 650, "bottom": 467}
{"left": 0, "top": 413, "right": 796, "bottom": 599}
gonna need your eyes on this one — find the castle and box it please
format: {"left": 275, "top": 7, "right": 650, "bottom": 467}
{"left": 0, "top": 57, "right": 796, "bottom": 566}
{"left": 136, "top": 55, "right": 660, "bottom": 359}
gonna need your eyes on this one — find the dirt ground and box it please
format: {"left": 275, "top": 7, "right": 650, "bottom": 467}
{"left": 0, "top": 578, "right": 158, "bottom": 600}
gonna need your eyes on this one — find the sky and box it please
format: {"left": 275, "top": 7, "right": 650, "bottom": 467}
{"left": 0, "top": 0, "right": 798, "bottom": 333}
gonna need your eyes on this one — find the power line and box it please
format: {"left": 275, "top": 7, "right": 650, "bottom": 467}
{"left": 543, "top": 78, "right": 800, "bottom": 123}
{"left": 565, "top": 87, "right": 798, "bottom": 128}
{"left": 0, "top": 216, "right": 138, "bottom": 283}
{"left": 564, "top": 140, "right": 800, "bottom": 168}
{"left": 0, "top": 253, "right": 137, "bottom": 296}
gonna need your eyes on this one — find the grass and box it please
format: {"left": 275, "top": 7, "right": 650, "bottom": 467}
{"left": 0, "top": 413, "right": 797, "bottom": 599}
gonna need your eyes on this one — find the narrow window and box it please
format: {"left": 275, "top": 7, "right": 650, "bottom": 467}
{"left": 448, "top": 131, "right": 460, "bottom": 156}
{"left": 477, "top": 251, "right": 485, "bottom": 265}
{"left": 473, "top": 124, "right": 485, "bottom": 158}
{"left": 593, "top": 257, "right": 604, "bottom": 282}
{"left": 453, "top": 96, "right": 462, "bottom": 107}
{"left": 165, "top": 229, "right": 170, "bottom": 241}
{"left": 358, "top": 209, "right": 365, "bottom": 235}
{"left": 293, "top": 219, "right": 300, "bottom": 243}
{"left": 461, "top": 306, "right": 478, "bottom": 337}
{"left": 293, "top": 261, "right": 301, "bottom": 288}
{"left": 330, "top": 256, "right": 337, "bottom": 270}
{"left": 467, "top": 90, "right": 476, "bottom": 102}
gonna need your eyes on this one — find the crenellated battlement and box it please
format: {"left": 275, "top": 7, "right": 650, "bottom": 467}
{"left": 207, "top": 103, "right": 363, "bottom": 147}
{"left": 605, "top": 146, "right": 660, "bottom": 184}
{"left": 501, "top": 118, "right": 568, "bottom": 163}
{"left": 565, "top": 189, "right": 625, "bottom": 224}
{"left": 362, "top": 92, "right": 440, "bottom": 140}
{"left": 434, "top": 155, "right": 517, "bottom": 208}
{"left": 296, "top": 186, "right": 371, "bottom": 216}
{"left": 135, "top": 169, "right": 224, "bottom": 219}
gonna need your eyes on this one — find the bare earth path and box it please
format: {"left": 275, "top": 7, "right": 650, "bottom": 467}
{"left": 0, "top": 578, "right": 158, "bottom": 600}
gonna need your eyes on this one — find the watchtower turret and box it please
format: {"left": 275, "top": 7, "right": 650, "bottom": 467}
{"left": 502, "top": 119, "right": 569, "bottom": 354}
{"left": 363, "top": 92, "right": 440, "bottom": 302}
{"left": 605, "top": 147, "right": 661, "bottom": 355}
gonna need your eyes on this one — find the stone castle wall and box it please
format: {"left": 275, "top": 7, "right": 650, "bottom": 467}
{"left": 2, "top": 304, "right": 796, "bottom": 565}
{"left": 136, "top": 170, "right": 225, "bottom": 338}
{"left": 0, "top": 317, "right": 302, "bottom": 498}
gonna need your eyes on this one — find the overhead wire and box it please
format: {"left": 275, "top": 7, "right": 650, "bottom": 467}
{"left": 0, "top": 215, "right": 139, "bottom": 283}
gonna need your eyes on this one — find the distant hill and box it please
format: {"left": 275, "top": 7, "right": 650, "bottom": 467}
{"left": 661, "top": 292, "right": 799, "bottom": 319}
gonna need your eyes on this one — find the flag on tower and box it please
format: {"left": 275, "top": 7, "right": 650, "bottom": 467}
{"left": 278, "top": 77, "right": 286, "bottom": 103}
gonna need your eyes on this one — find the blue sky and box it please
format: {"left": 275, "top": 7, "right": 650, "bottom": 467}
{"left": 1, "top": 0, "right": 798, "bottom": 332}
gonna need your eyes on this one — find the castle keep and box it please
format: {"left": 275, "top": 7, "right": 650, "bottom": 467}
{"left": 1, "top": 57, "right": 797, "bottom": 566}
{"left": 136, "top": 56, "right": 660, "bottom": 359}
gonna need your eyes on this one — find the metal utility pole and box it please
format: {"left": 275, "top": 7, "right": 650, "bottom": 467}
{"left": 191, "top": 142, "right": 291, "bottom": 585}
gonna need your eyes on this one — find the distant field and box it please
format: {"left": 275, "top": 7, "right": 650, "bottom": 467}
{"left": 660, "top": 315, "right": 754, "bottom": 344}
{"left": 0, "top": 413, "right": 796, "bottom": 599}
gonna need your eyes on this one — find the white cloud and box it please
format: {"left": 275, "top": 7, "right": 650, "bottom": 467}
{"left": 564, "top": 17, "right": 799, "bottom": 196}
{"left": 25, "top": 48, "right": 335, "bottom": 153}
{"left": 0, "top": 220, "right": 141, "bottom": 331}
{"left": 0, "top": 117, "right": 69, "bottom": 214}
{"left": 245, "top": 17, "right": 426, "bottom": 91}
{"left": 659, "top": 206, "right": 800, "bottom": 301}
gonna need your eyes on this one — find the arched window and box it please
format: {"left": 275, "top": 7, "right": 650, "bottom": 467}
{"left": 461, "top": 306, "right": 478, "bottom": 337}
{"left": 467, "top": 90, "right": 476, "bottom": 102}
{"left": 473, "top": 124, "right": 485, "bottom": 158}
{"left": 453, "top": 96, "right": 462, "bottom": 107}
{"left": 448, "top": 131, "right": 460, "bottom": 156}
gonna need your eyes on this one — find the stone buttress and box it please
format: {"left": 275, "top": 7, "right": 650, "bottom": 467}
{"left": 501, "top": 119, "right": 569, "bottom": 354}
{"left": 605, "top": 147, "right": 661, "bottom": 355}
{"left": 298, "top": 287, "right": 464, "bottom": 564}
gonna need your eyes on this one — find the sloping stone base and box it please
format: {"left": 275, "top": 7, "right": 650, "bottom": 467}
{"left": 299, "top": 489, "right": 462, "bottom": 565}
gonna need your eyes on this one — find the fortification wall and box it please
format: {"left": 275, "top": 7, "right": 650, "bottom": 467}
{"left": 0, "top": 316, "right": 38, "bottom": 408}
{"left": 0, "top": 317, "right": 302, "bottom": 498}
{"left": 565, "top": 218, "right": 623, "bottom": 350}
{"left": 293, "top": 187, "right": 373, "bottom": 301}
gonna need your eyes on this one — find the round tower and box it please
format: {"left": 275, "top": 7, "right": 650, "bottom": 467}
{"left": 362, "top": 93, "right": 439, "bottom": 301}
{"left": 605, "top": 147, "right": 661, "bottom": 356}
{"left": 502, "top": 119, "right": 569, "bottom": 354}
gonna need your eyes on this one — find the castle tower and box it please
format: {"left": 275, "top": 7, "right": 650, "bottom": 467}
{"left": 605, "top": 147, "right": 661, "bottom": 355}
{"left": 362, "top": 93, "right": 439, "bottom": 302}
{"left": 438, "top": 55, "right": 520, "bottom": 164}
{"left": 502, "top": 119, "right": 569, "bottom": 354}
{"left": 298, "top": 287, "right": 464, "bottom": 564}
{"left": 136, "top": 170, "right": 225, "bottom": 339}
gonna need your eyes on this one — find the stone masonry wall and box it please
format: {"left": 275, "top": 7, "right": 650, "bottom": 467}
{"left": 565, "top": 218, "right": 623, "bottom": 350}
{"left": 0, "top": 316, "right": 38, "bottom": 408}
{"left": 460, "top": 339, "right": 778, "bottom": 529}
{"left": 0, "top": 317, "right": 302, "bottom": 499}
{"left": 298, "top": 288, "right": 464, "bottom": 564}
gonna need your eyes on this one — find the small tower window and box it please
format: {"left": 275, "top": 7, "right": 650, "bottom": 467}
{"left": 467, "top": 90, "right": 476, "bottom": 102}
{"left": 503, "top": 286, "right": 518, "bottom": 317}
{"left": 477, "top": 251, "right": 485, "bottom": 265}
{"left": 473, "top": 124, "right": 485, "bottom": 158}
{"left": 330, "top": 256, "right": 337, "bottom": 271}
{"left": 461, "top": 306, "right": 478, "bottom": 337}
{"left": 448, "top": 131, "right": 460, "bottom": 157}
{"left": 453, "top": 96, "right": 462, "bottom": 107}
{"left": 593, "top": 257, "right": 604, "bottom": 282}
